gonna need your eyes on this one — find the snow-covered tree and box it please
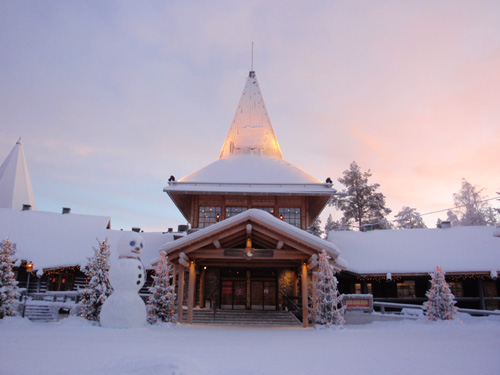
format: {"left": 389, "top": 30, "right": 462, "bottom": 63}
{"left": 323, "top": 214, "right": 335, "bottom": 239}
{"left": 446, "top": 210, "right": 459, "bottom": 226}
{"left": 0, "top": 238, "right": 19, "bottom": 318}
{"left": 329, "top": 161, "right": 391, "bottom": 230}
{"left": 147, "top": 252, "right": 177, "bottom": 324}
{"left": 80, "top": 239, "right": 113, "bottom": 322}
{"left": 309, "top": 217, "right": 323, "bottom": 238}
{"left": 310, "top": 250, "right": 344, "bottom": 327}
{"left": 452, "top": 179, "right": 496, "bottom": 226}
{"left": 394, "top": 206, "right": 427, "bottom": 229}
{"left": 424, "top": 266, "right": 457, "bottom": 321}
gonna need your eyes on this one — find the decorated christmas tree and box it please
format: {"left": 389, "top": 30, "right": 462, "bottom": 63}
{"left": 424, "top": 266, "right": 457, "bottom": 321}
{"left": 147, "top": 252, "right": 177, "bottom": 324}
{"left": 80, "top": 239, "right": 113, "bottom": 322}
{"left": 310, "top": 250, "right": 344, "bottom": 327}
{"left": 0, "top": 238, "right": 20, "bottom": 318}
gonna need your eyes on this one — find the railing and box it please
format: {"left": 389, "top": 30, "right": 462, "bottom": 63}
{"left": 374, "top": 301, "right": 500, "bottom": 316}
{"left": 24, "top": 291, "right": 82, "bottom": 303}
{"left": 282, "top": 296, "right": 305, "bottom": 321}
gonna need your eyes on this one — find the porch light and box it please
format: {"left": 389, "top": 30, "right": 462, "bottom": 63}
{"left": 216, "top": 213, "right": 220, "bottom": 222}
{"left": 279, "top": 214, "right": 283, "bottom": 220}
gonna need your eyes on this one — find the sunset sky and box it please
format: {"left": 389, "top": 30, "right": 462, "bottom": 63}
{"left": 1, "top": 1, "right": 499, "bottom": 231}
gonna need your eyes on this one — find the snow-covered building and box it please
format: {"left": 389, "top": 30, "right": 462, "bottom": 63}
{"left": 162, "top": 71, "right": 343, "bottom": 326}
{"left": 332, "top": 226, "right": 500, "bottom": 310}
{"left": 1, "top": 69, "right": 499, "bottom": 326}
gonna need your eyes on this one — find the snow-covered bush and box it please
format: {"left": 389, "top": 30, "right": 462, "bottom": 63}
{"left": 0, "top": 238, "right": 19, "bottom": 318}
{"left": 310, "top": 250, "right": 344, "bottom": 327}
{"left": 147, "top": 252, "right": 177, "bottom": 324}
{"left": 424, "top": 266, "right": 457, "bottom": 321}
{"left": 80, "top": 239, "right": 112, "bottom": 322}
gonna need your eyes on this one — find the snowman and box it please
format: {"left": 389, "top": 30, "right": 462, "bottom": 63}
{"left": 100, "top": 232, "right": 147, "bottom": 328}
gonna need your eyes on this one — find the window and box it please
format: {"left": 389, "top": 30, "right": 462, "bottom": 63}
{"left": 225, "top": 206, "right": 247, "bottom": 219}
{"left": 198, "top": 206, "right": 221, "bottom": 228}
{"left": 48, "top": 273, "right": 74, "bottom": 291}
{"left": 354, "top": 283, "right": 372, "bottom": 294}
{"left": 448, "top": 282, "right": 464, "bottom": 298}
{"left": 278, "top": 208, "right": 301, "bottom": 227}
{"left": 397, "top": 280, "right": 416, "bottom": 298}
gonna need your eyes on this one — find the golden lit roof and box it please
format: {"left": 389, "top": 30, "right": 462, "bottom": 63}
{"left": 219, "top": 71, "right": 283, "bottom": 159}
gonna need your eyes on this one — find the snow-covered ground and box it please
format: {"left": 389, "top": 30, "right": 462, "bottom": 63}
{"left": 1, "top": 313, "right": 499, "bottom": 375}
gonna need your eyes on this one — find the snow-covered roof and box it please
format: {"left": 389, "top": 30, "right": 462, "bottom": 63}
{"left": 161, "top": 208, "right": 347, "bottom": 268}
{"left": 219, "top": 71, "right": 282, "bottom": 159}
{"left": 329, "top": 226, "right": 500, "bottom": 275}
{"left": 0, "top": 138, "right": 37, "bottom": 210}
{"left": 0, "top": 208, "right": 174, "bottom": 272}
{"left": 165, "top": 154, "right": 334, "bottom": 195}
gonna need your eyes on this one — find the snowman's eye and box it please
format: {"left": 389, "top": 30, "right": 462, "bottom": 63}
{"left": 130, "top": 241, "right": 136, "bottom": 247}
{"left": 140, "top": 243, "right": 143, "bottom": 249}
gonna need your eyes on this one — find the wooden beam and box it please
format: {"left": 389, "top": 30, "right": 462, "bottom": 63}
{"left": 199, "top": 267, "right": 206, "bottom": 308}
{"left": 187, "top": 261, "right": 196, "bottom": 324}
{"left": 177, "top": 265, "right": 185, "bottom": 323}
{"left": 301, "top": 263, "right": 309, "bottom": 328}
{"left": 169, "top": 224, "right": 246, "bottom": 259}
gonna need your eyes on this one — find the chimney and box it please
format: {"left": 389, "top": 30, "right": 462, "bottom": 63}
{"left": 440, "top": 221, "right": 451, "bottom": 229}
{"left": 22, "top": 204, "right": 32, "bottom": 211}
{"left": 132, "top": 227, "right": 141, "bottom": 233}
{"left": 167, "top": 228, "right": 173, "bottom": 233}
{"left": 62, "top": 207, "right": 71, "bottom": 214}
{"left": 177, "top": 224, "right": 188, "bottom": 232}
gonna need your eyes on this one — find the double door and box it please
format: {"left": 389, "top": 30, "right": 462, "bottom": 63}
{"left": 220, "top": 279, "right": 276, "bottom": 310}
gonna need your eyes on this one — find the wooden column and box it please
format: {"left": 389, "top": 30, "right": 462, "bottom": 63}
{"left": 187, "top": 261, "right": 196, "bottom": 324}
{"left": 199, "top": 267, "right": 206, "bottom": 308}
{"left": 478, "top": 279, "right": 486, "bottom": 310}
{"left": 246, "top": 270, "right": 252, "bottom": 309}
{"left": 301, "top": 263, "right": 309, "bottom": 328}
{"left": 177, "top": 265, "right": 185, "bottom": 323}
{"left": 171, "top": 263, "right": 177, "bottom": 289}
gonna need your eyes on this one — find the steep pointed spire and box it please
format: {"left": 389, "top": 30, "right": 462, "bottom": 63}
{"left": 219, "top": 71, "right": 283, "bottom": 159}
{"left": 0, "top": 138, "right": 37, "bottom": 210}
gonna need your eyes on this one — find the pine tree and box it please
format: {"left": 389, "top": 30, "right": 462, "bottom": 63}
{"left": 309, "top": 217, "right": 324, "bottom": 238}
{"left": 80, "top": 239, "right": 112, "bottom": 322}
{"left": 394, "top": 206, "right": 427, "bottom": 229}
{"left": 147, "top": 252, "right": 177, "bottom": 324}
{"left": 310, "top": 250, "right": 344, "bottom": 327}
{"left": 329, "top": 161, "right": 391, "bottom": 230}
{"left": 323, "top": 214, "right": 336, "bottom": 239}
{"left": 453, "top": 179, "right": 496, "bottom": 226}
{"left": 424, "top": 266, "right": 457, "bottom": 321}
{"left": 0, "top": 238, "right": 19, "bottom": 318}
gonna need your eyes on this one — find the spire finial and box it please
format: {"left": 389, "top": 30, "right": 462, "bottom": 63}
{"left": 251, "top": 42, "right": 254, "bottom": 71}
{"left": 16, "top": 137, "right": 22, "bottom": 145}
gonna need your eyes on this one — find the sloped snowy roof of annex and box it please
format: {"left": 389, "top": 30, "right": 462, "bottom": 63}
{"left": 329, "top": 226, "right": 500, "bottom": 275}
{"left": 0, "top": 208, "right": 174, "bottom": 273}
{"left": 164, "top": 154, "right": 335, "bottom": 196}
{"left": 161, "top": 208, "right": 347, "bottom": 268}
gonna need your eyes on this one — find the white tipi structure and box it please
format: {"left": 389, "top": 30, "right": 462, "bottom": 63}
{"left": 0, "top": 138, "right": 37, "bottom": 210}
